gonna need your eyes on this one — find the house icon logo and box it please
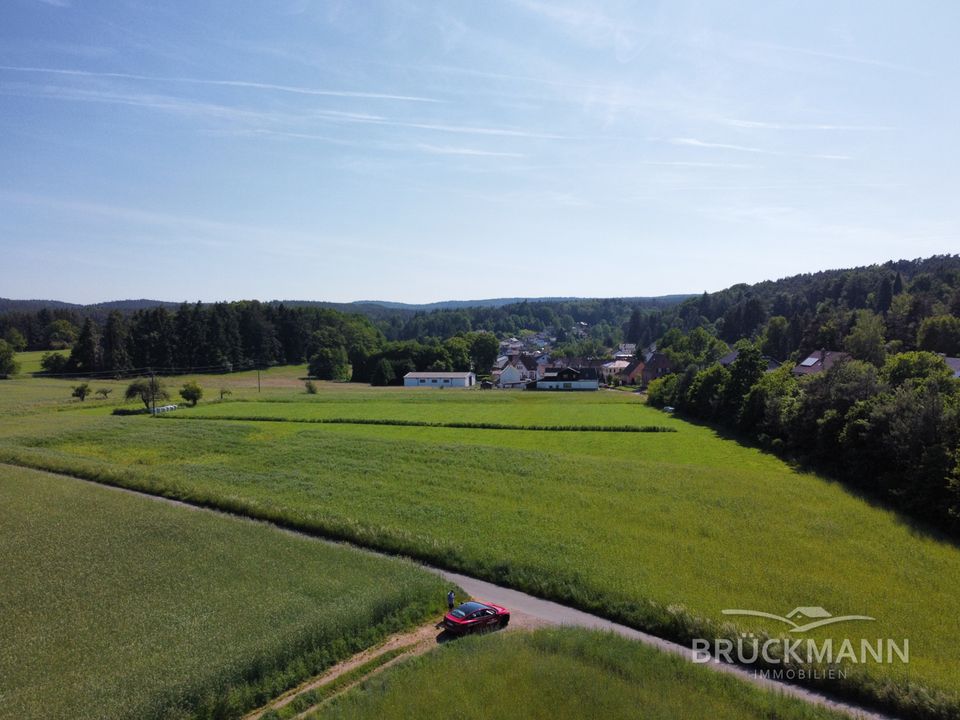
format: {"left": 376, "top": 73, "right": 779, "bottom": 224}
{"left": 721, "top": 606, "right": 875, "bottom": 633}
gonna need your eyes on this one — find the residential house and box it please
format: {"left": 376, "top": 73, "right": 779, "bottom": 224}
{"left": 718, "top": 350, "right": 782, "bottom": 373}
{"left": 496, "top": 355, "right": 539, "bottom": 388}
{"left": 532, "top": 366, "right": 599, "bottom": 391}
{"left": 641, "top": 352, "right": 675, "bottom": 386}
{"left": 622, "top": 359, "right": 645, "bottom": 385}
{"left": 404, "top": 371, "right": 476, "bottom": 388}
{"left": 500, "top": 338, "right": 523, "bottom": 356}
{"left": 496, "top": 363, "right": 524, "bottom": 388}
{"left": 613, "top": 343, "right": 637, "bottom": 360}
{"left": 791, "top": 350, "right": 850, "bottom": 376}
{"left": 601, "top": 359, "right": 631, "bottom": 382}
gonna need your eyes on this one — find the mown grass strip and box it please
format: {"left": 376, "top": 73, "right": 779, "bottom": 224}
{"left": 259, "top": 645, "right": 412, "bottom": 720}
{"left": 154, "top": 413, "right": 677, "bottom": 433}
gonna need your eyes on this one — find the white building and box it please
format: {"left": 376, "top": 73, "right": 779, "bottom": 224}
{"left": 601, "top": 359, "right": 631, "bottom": 381}
{"left": 496, "top": 355, "right": 540, "bottom": 388}
{"left": 533, "top": 367, "right": 599, "bottom": 391}
{"left": 404, "top": 371, "right": 476, "bottom": 388}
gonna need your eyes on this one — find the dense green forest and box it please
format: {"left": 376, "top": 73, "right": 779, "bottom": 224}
{"left": 654, "top": 254, "right": 960, "bottom": 356}
{"left": 639, "top": 255, "right": 960, "bottom": 534}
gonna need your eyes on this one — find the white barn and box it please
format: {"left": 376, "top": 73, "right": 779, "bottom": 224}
{"left": 404, "top": 371, "right": 476, "bottom": 388}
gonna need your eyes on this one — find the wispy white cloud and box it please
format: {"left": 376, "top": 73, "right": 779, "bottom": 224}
{"left": 0, "top": 190, "right": 413, "bottom": 259}
{"left": 415, "top": 144, "right": 525, "bottom": 158}
{"left": 0, "top": 65, "right": 442, "bottom": 103}
{"left": 510, "top": 0, "right": 654, "bottom": 61}
{"left": 668, "top": 137, "right": 851, "bottom": 160}
{"left": 0, "top": 83, "right": 289, "bottom": 125}
{"left": 637, "top": 160, "right": 758, "bottom": 169}
{"left": 752, "top": 41, "right": 923, "bottom": 74}
{"left": 388, "top": 120, "right": 567, "bottom": 139}
{"left": 234, "top": 129, "right": 527, "bottom": 160}
{"left": 2, "top": 75, "right": 566, "bottom": 141}
{"left": 720, "top": 118, "right": 895, "bottom": 131}
{"left": 670, "top": 137, "right": 768, "bottom": 154}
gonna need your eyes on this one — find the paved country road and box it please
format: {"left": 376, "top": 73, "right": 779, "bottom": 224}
{"left": 429, "top": 567, "right": 895, "bottom": 720}
{"left": 6, "top": 466, "right": 898, "bottom": 720}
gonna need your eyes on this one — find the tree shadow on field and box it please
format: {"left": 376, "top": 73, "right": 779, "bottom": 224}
{"left": 672, "top": 411, "right": 960, "bottom": 551}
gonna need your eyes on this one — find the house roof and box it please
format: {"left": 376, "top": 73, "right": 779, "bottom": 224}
{"left": 718, "top": 350, "right": 739, "bottom": 366}
{"left": 944, "top": 356, "right": 960, "bottom": 377}
{"left": 404, "top": 372, "right": 475, "bottom": 379}
{"left": 602, "top": 360, "right": 630, "bottom": 370}
{"left": 720, "top": 349, "right": 782, "bottom": 372}
{"left": 517, "top": 355, "right": 538, "bottom": 371}
{"left": 791, "top": 350, "right": 850, "bottom": 376}
{"left": 644, "top": 352, "right": 674, "bottom": 369}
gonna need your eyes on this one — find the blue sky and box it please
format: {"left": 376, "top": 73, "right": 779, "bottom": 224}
{"left": 1, "top": 1, "right": 958, "bottom": 304}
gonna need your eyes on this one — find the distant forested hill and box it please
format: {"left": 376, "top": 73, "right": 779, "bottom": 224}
{"left": 645, "top": 254, "right": 960, "bottom": 357}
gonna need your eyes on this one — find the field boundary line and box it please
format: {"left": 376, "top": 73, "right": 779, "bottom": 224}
{"left": 155, "top": 413, "right": 677, "bottom": 433}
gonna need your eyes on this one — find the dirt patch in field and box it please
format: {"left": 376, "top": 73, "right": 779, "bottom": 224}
{"left": 245, "top": 611, "right": 546, "bottom": 720}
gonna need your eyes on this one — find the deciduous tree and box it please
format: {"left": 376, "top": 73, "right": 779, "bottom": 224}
{"left": 179, "top": 380, "right": 203, "bottom": 406}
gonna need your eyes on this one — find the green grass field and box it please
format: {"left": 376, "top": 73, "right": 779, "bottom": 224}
{"left": 311, "top": 628, "right": 846, "bottom": 720}
{"left": 1, "top": 376, "right": 958, "bottom": 717}
{"left": 183, "top": 390, "right": 670, "bottom": 428}
{"left": 0, "top": 464, "right": 449, "bottom": 720}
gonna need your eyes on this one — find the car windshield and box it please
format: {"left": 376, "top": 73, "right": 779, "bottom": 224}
{"left": 450, "top": 601, "right": 487, "bottom": 618}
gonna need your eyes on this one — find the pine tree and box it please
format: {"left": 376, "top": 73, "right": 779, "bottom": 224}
{"left": 69, "top": 318, "right": 101, "bottom": 373}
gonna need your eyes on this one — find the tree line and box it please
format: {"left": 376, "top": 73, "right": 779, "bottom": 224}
{"left": 647, "top": 336, "right": 960, "bottom": 534}
{"left": 644, "top": 254, "right": 960, "bottom": 359}
{"left": 0, "top": 300, "right": 507, "bottom": 385}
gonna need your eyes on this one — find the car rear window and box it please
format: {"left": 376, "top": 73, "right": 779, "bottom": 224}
{"left": 451, "top": 601, "right": 486, "bottom": 618}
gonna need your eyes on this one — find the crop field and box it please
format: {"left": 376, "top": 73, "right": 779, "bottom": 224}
{"left": 0, "top": 463, "right": 448, "bottom": 720}
{"left": 311, "top": 627, "right": 847, "bottom": 720}
{"left": 1, "top": 377, "right": 959, "bottom": 716}
{"left": 183, "top": 390, "right": 670, "bottom": 428}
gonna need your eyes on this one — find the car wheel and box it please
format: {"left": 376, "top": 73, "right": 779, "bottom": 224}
{"left": 498, "top": 616, "right": 509, "bottom": 629}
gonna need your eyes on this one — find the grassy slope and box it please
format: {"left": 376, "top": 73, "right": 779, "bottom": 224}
{"left": 1, "top": 381, "right": 957, "bottom": 714}
{"left": 312, "top": 628, "right": 846, "bottom": 720}
{"left": 0, "top": 465, "right": 449, "bottom": 720}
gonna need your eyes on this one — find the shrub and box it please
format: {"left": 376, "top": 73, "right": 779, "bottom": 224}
{"left": 309, "top": 347, "right": 350, "bottom": 381}
{"left": 180, "top": 381, "right": 203, "bottom": 406}
{"left": 0, "top": 339, "right": 18, "bottom": 378}
{"left": 304, "top": 380, "right": 318, "bottom": 394}
{"left": 40, "top": 351, "right": 69, "bottom": 374}
{"left": 72, "top": 383, "right": 91, "bottom": 401}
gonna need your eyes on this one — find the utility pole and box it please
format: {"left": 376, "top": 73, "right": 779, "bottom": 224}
{"left": 150, "top": 370, "right": 157, "bottom": 416}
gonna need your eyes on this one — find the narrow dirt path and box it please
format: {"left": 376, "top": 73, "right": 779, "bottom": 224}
{"left": 244, "top": 611, "right": 547, "bottom": 720}
{"left": 4, "top": 465, "right": 898, "bottom": 720}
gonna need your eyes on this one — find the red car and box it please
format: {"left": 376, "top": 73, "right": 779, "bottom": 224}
{"left": 441, "top": 601, "right": 510, "bottom": 635}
